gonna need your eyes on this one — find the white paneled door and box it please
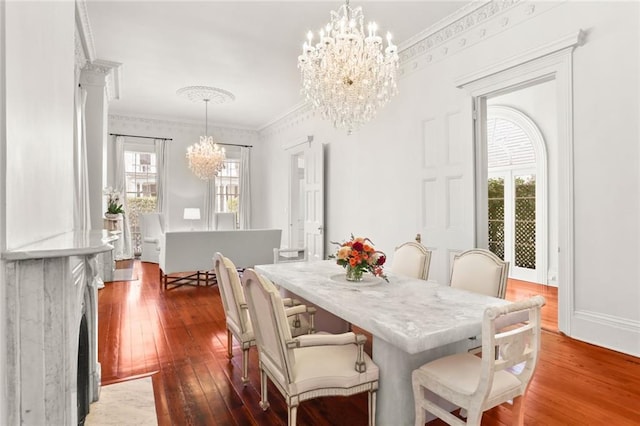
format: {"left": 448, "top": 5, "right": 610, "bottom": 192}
{"left": 419, "top": 95, "right": 476, "bottom": 285}
{"left": 303, "top": 140, "right": 325, "bottom": 260}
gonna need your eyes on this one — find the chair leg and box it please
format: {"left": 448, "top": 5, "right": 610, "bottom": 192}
{"left": 226, "top": 329, "right": 233, "bottom": 359}
{"left": 466, "top": 408, "right": 483, "bottom": 426}
{"left": 412, "top": 378, "right": 425, "bottom": 426}
{"left": 259, "top": 369, "right": 270, "bottom": 410}
{"left": 512, "top": 395, "right": 525, "bottom": 426}
{"left": 368, "top": 390, "right": 377, "bottom": 426}
{"left": 288, "top": 404, "right": 298, "bottom": 426}
{"left": 241, "top": 347, "right": 250, "bottom": 385}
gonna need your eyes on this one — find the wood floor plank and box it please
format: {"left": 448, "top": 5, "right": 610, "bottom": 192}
{"left": 96, "top": 260, "right": 640, "bottom": 425}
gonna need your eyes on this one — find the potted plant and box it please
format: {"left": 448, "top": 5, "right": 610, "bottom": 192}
{"left": 103, "top": 187, "right": 124, "bottom": 219}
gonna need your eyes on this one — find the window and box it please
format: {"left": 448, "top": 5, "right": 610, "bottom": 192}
{"left": 124, "top": 151, "right": 157, "bottom": 255}
{"left": 215, "top": 158, "right": 240, "bottom": 226}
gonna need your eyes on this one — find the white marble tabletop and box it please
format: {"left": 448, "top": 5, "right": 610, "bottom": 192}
{"left": 255, "top": 260, "right": 510, "bottom": 355}
{"left": 2, "top": 230, "right": 115, "bottom": 260}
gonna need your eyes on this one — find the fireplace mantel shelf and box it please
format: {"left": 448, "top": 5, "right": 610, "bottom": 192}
{"left": 1, "top": 230, "right": 114, "bottom": 260}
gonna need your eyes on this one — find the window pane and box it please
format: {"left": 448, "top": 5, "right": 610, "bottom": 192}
{"left": 124, "top": 150, "right": 158, "bottom": 255}
{"left": 488, "top": 177, "right": 505, "bottom": 260}
{"left": 514, "top": 174, "right": 535, "bottom": 269}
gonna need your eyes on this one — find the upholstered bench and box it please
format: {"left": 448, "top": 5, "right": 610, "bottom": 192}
{"left": 159, "top": 229, "right": 282, "bottom": 290}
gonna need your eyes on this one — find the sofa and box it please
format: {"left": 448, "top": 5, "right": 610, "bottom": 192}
{"left": 159, "top": 229, "right": 282, "bottom": 289}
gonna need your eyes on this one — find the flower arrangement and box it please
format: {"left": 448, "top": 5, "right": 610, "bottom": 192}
{"left": 329, "top": 234, "right": 387, "bottom": 282}
{"left": 103, "top": 187, "right": 124, "bottom": 215}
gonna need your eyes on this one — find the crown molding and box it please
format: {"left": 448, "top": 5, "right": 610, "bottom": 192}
{"left": 398, "top": 0, "right": 493, "bottom": 53}
{"left": 261, "top": 0, "right": 544, "bottom": 137}
{"left": 75, "top": 0, "right": 96, "bottom": 63}
{"left": 108, "top": 114, "right": 258, "bottom": 144}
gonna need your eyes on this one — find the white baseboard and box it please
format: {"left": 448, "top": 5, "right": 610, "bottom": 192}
{"left": 571, "top": 310, "right": 640, "bottom": 357}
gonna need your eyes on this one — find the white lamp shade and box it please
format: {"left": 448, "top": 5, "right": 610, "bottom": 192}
{"left": 183, "top": 208, "right": 201, "bottom": 220}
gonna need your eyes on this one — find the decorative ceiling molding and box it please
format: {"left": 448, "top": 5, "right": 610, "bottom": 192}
{"left": 176, "top": 86, "right": 236, "bottom": 104}
{"left": 108, "top": 114, "right": 258, "bottom": 144}
{"left": 74, "top": 26, "right": 88, "bottom": 83}
{"left": 260, "top": 0, "right": 544, "bottom": 138}
{"left": 75, "top": 0, "right": 96, "bottom": 63}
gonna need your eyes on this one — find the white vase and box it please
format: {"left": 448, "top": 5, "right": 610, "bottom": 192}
{"left": 105, "top": 213, "right": 120, "bottom": 220}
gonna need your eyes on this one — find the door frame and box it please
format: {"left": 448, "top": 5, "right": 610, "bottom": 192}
{"left": 456, "top": 30, "right": 584, "bottom": 335}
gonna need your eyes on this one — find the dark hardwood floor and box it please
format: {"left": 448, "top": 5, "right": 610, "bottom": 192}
{"left": 97, "top": 261, "right": 640, "bottom": 425}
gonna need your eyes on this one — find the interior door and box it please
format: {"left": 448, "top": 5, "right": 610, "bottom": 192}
{"left": 419, "top": 95, "right": 476, "bottom": 285}
{"left": 303, "top": 140, "right": 325, "bottom": 260}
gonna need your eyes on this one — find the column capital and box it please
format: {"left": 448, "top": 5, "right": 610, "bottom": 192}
{"left": 80, "top": 59, "right": 122, "bottom": 100}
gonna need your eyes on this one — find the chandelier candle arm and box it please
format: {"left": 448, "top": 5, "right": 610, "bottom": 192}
{"left": 298, "top": 0, "right": 399, "bottom": 134}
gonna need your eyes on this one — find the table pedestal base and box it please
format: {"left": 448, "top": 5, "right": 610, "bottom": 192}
{"left": 373, "top": 337, "right": 468, "bottom": 426}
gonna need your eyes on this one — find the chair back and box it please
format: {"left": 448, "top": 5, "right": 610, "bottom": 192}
{"left": 242, "top": 268, "right": 295, "bottom": 384}
{"left": 213, "top": 252, "right": 251, "bottom": 335}
{"left": 450, "top": 249, "right": 509, "bottom": 298}
{"left": 215, "top": 212, "right": 237, "bottom": 230}
{"left": 391, "top": 241, "right": 432, "bottom": 280}
{"left": 140, "top": 213, "right": 164, "bottom": 240}
{"left": 477, "top": 295, "right": 545, "bottom": 397}
{"left": 273, "top": 247, "right": 308, "bottom": 263}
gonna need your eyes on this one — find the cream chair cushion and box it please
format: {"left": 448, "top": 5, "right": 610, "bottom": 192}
{"left": 415, "top": 353, "right": 521, "bottom": 397}
{"left": 291, "top": 344, "right": 379, "bottom": 395}
{"left": 391, "top": 242, "right": 431, "bottom": 280}
{"left": 450, "top": 249, "right": 509, "bottom": 299}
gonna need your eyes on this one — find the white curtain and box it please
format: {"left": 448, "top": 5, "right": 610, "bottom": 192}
{"left": 73, "top": 85, "right": 91, "bottom": 230}
{"left": 154, "top": 139, "right": 167, "bottom": 213}
{"left": 203, "top": 178, "right": 216, "bottom": 230}
{"left": 239, "top": 146, "right": 251, "bottom": 229}
{"left": 115, "top": 136, "right": 133, "bottom": 259}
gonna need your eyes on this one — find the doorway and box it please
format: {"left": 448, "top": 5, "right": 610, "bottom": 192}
{"left": 485, "top": 103, "right": 551, "bottom": 284}
{"left": 289, "top": 152, "right": 305, "bottom": 249}
{"left": 286, "top": 137, "right": 325, "bottom": 260}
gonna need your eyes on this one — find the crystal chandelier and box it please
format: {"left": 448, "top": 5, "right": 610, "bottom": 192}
{"left": 298, "top": 0, "right": 399, "bottom": 134}
{"left": 177, "top": 86, "right": 234, "bottom": 180}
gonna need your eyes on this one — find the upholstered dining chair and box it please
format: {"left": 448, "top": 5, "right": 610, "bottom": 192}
{"left": 242, "top": 268, "right": 380, "bottom": 426}
{"left": 139, "top": 213, "right": 164, "bottom": 263}
{"left": 450, "top": 249, "right": 509, "bottom": 299}
{"left": 391, "top": 241, "right": 432, "bottom": 280}
{"left": 213, "top": 252, "right": 316, "bottom": 385}
{"left": 412, "top": 295, "right": 545, "bottom": 426}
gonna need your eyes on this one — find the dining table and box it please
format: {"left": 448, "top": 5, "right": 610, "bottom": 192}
{"left": 254, "top": 260, "right": 509, "bottom": 426}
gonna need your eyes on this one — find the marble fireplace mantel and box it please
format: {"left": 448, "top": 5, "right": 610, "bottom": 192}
{"left": 2, "top": 230, "right": 113, "bottom": 425}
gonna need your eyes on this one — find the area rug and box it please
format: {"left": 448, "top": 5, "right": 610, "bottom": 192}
{"left": 85, "top": 376, "right": 157, "bottom": 425}
{"left": 111, "top": 268, "right": 138, "bottom": 282}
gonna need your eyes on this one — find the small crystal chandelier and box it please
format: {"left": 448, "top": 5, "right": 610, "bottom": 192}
{"left": 177, "top": 86, "right": 234, "bottom": 180}
{"left": 298, "top": 0, "right": 399, "bottom": 134}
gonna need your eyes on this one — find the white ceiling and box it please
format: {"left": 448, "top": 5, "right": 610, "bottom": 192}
{"left": 86, "top": 1, "right": 468, "bottom": 130}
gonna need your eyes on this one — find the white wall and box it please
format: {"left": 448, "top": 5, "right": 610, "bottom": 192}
{"left": 108, "top": 115, "right": 258, "bottom": 231}
{"left": 0, "top": 1, "right": 6, "bottom": 422}
{"left": 1, "top": 1, "right": 76, "bottom": 423}
{"left": 256, "top": 1, "right": 640, "bottom": 356}
{"left": 5, "top": 1, "right": 75, "bottom": 248}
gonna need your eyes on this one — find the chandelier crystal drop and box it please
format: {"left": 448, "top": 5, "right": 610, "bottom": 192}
{"left": 297, "top": 0, "right": 399, "bottom": 134}
{"left": 178, "top": 86, "right": 233, "bottom": 180}
{"left": 186, "top": 133, "right": 226, "bottom": 180}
